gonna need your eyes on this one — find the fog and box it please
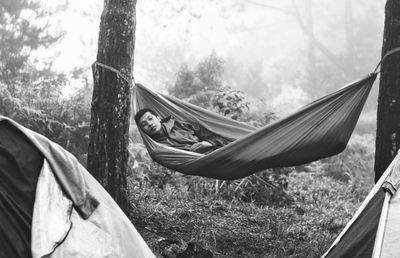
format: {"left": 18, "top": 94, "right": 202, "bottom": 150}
{"left": 44, "top": 0, "right": 385, "bottom": 118}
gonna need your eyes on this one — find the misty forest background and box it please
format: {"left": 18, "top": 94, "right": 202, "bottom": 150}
{"left": 0, "top": 0, "right": 388, "bottom": 257}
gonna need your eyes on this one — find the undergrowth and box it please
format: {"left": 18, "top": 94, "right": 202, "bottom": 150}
{"left": 127, "top": 133, "right": 375, "bottom": 257}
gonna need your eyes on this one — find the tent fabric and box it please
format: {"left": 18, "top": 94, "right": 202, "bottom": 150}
{"left": 132, "top": 73, "right": 377, "bottom": 180}
{"left": 0, "top": 116, "right": 155, "bottom": 258}
{"left": 323, "top": 191, "right": 384, "bottom": 257}
{"left": 32, "top": 159, "right": 156, "bottom": 258}
{"left": 0, "top": 121, "right": 44, "bottom": 258}
{"left": 31, "top": 159, "right": 73, "bottom": 257}
{"left": 0, "top": 117, "right": 99, "bottom": 219}
{"left": 322, "top": 151, "right": 400, "bottom": 258}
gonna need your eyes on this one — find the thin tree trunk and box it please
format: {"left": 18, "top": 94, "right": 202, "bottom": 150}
{"left": 88, "top": 0, "right": 136, "bottom": 211}
{"left": 291, "top": 0, "right": 348, "bottom": 76}
{"left": 305, "top": 0, "right": 315, "bottom": 83}
{"left": 375, "top": 0, "right": 400, "bottom": 182}
{"left": 344, "top": 0, "right": 355, "bottom": 74}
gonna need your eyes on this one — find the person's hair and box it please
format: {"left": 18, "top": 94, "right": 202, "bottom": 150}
{"left": 134, "top": 108, "right": 158, "bottom": 124}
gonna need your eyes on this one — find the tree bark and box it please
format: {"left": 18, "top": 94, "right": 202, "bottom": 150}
{"left": 375, "top": 0, "right": 400, "bottom": 182}
{"left": 88, "top": 0, "right": 136, "bottom": 211}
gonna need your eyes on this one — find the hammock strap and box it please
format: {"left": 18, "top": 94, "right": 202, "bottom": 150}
{"left": 373, "top": 47, "right": 400, "bottom": 74}
{"left": 92, "top": 61, "right": 135, "bottom": 89}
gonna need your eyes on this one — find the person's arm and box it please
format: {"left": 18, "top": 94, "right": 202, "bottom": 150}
{"left": 189, "top": 141, "right": 214, "bottom": 153}
{"left": 189, "top": 121, "right": 230, "bottom": 150}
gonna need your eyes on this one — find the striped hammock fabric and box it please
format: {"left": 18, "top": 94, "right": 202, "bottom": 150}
{"left": 132, "top": 73, "right": 377, "bottom": 180}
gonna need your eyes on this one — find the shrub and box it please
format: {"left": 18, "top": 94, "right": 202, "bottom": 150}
{"left": 318, "top": 133, "right": 375, "bottom": 198}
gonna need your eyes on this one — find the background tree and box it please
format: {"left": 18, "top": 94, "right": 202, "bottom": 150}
{"left": 0, "top": 0, "right": 91, "bottom": 161}
{"left": 344, "top": 0, "right": 355, "bottom": 74}
{"left": 0, "top": 0, "right": 62, "bottom": 112}
{"left": 168, "top": 52, "right": 223, "bottom": 109}
{"left": 305, "top": 0, "right": 315, "bottom": 84}
{"left": 167, "top": 53, "right": 276, "bottom": 124}
{"left": 374, "top": 0, "right": 400, "bottom": 182}
{"left": 0, "top": 0, "right": 61, "bottom": 86}
{"left": 88, "top": 0, "right": 137, "bottom": 211}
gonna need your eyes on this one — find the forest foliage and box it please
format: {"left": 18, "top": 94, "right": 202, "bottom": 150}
{"left": 0, "top": 0, "right": 91, "bottom": 162}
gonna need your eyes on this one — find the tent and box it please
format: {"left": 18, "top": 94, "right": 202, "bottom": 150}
{"left": 322, "top": 151, "right": 400, "bottom": 258}
{"left": 132, "top": 74, "right": 376, "bottom": 180}
{"left": 0, "top": 116, "right": 155, "bottom": 258}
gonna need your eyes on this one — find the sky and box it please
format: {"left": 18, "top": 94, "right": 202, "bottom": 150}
{"left": 37, "top": 0, "right": 386, "bottom": 117}
{"left": 37, "top": 0, "right": 101, "bottom": 72}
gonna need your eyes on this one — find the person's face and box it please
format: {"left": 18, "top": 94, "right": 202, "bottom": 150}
{"left": 138, "top": 112, "right": 162, "bottom": 136}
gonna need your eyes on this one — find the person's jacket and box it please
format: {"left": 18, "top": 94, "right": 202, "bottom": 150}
{"left": 151, "top": 116, "right": 230, "bottom": 153}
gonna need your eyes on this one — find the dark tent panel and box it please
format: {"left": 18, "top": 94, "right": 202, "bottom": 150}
{"left": 323, "top": 152, "right": 400, "bottom": 258}
{"left": 0, "top": 121, "right": 43, "bottom": 258}
{"left": 325, "top": 190, "right": 384, "bottom": 258}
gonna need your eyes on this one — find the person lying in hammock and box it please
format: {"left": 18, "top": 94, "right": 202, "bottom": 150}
{"left": 135, "top": 108, "right": 230, "bottom": 153}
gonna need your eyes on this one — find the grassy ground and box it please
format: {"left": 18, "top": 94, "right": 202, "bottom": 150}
{"left": 127, "top": 134, "right": 375, "bottom": 257}
{"left": 128, "top": 171, "right": 373, "bottom": 257}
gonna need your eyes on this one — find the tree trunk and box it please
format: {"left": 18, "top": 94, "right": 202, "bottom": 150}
{"left": 375, "top": 0, "right": 400, "bottom": 182}
{"left": 291, "top": 0, "right": 348, "bottom": 76}
{"left": 88, "top": 0, "right": 136, "bottom": 211}
{"left": 305, "top": 0, "right": 315, "bottom": 83}
{"left": 344, "top": 0, "right": 355, "bottom": 75}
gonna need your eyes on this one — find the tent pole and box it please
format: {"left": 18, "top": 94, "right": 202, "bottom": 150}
{"left": 372, "top": 191, "right": 391, "bottom": 258}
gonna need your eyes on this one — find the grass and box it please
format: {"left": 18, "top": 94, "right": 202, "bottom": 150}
{"left": 127, "top": 171, "right": 374, "bottom": 257}
{"left": 127, "top": 133, "right": 375, "bottom": 257}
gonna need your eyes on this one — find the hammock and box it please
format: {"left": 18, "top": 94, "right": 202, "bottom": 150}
{"left": 132, "top": 73, "right": 377, "bottom": 180}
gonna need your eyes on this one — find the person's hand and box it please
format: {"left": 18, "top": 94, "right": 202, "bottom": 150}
{"left": 190, "top": 141, "right": 213, "bottom": 153}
